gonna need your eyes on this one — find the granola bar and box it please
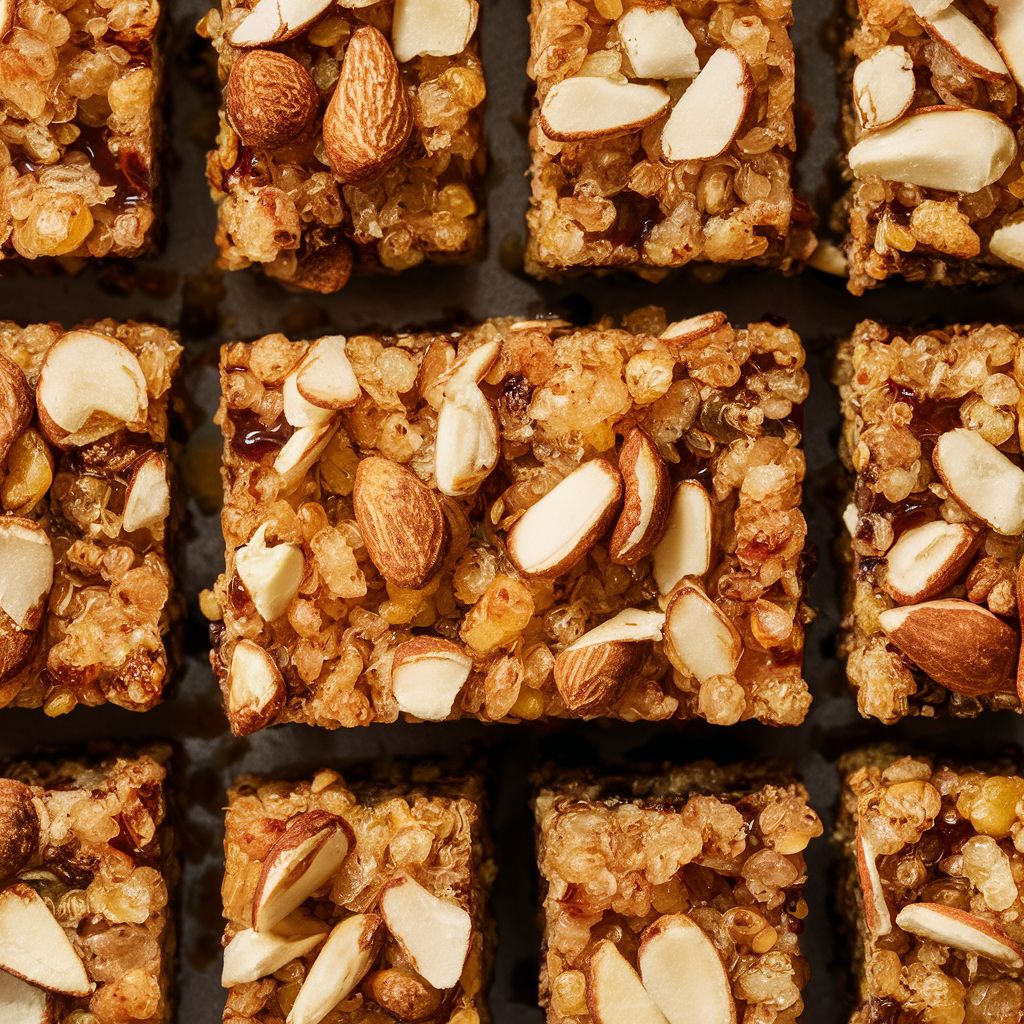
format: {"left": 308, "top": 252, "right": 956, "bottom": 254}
{"left": 0, "top": 319, "right": 181, "bottom": 714}
{"left": 837, "top": 748, "right": 1024, "bottom": 1024}
{"left": 0, "top": 0, "right": 162, "bottom": 260}
{"left": 525, "top": 0, "right": 815, "bottom": 278}
{"left": 220, "top": 767, "right": 492, "bottom": 1024}
{"left": 207, "top": 309, "right": 810, "bottom": 731}
{"left": 841, "top": 0, "right": 1024, "bottom": 294}
{"left": 198, "top": 0, "right": 485, "bottom": 293}
{"left": 535, "top": 763, "right": 822, "bottom": 1024}
{"left": 0, "top": 746, "right": 175, "bottom": 1023}
{"left": 837, "top": 320, "right": 1024, "bottom": 722}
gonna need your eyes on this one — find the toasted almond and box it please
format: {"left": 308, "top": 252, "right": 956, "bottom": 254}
{"left": 235, "top": 522, "right": 305, "bottom": 623}
{"left": 391, "top": 637, "right": 472, "bottom": 721}
{"left": 0, "top": 518, "right": 53, "bottom": 630}
{"left": 0, "top": 884, "right": 90, "bottom": 996}
{"left": 222, "top": 911, "right": 329, "bottom": 986}
{"left": 367, "top": 967, "right": 443, "bottom": 1022}
{"left": 848, "top": 108, "right": 1017, "bottom": 192}
{"left": 659, "top": 311, "right": 728, "bottom": 345}
{"left": 294, "top": 336, "right": 361, "bottom": 411}
{"left": 228, "top": 0, "right": 333, "bottom": 46}
{"left": 380, "top": 874, "right": 471, "bottom": 990}
{"left": 856, "top": 825, "right": 892, "bottom": 937}
{"left": 36, "top": 331, "right": 148, "bottom": 448}
{"left": 924, "top": 7, "right": 1008, "bottom": 80}
{"left": 896, "top": 903, "right": 1023, "bottom": 966}
{"left": 226, "top": 639, "right": 286, "bottom": 735}
{"left": 932, "top": 427, "right": 1024, "bottom": 535}
{"left": 638, "top": 914, "right": 736, "bottom": 1024}
{"left": 442, "top": 339, "right": 501, "bottom": 393}
{"left": 122, "top": 451, "right": 169, "bottom": 534}
{"left": 0, "top": 0, "right": 17, "bottom": 41}
{"left": 354, "top": 457, "right": 450, "bottom": 588}
{"left": 853, "top": 45, "right": 915, "bottom": 130}
{"left": 506, "top": 460, "right": 622, "bottom": 578}
{"left": 392, "top": 0, "right": 477, "bottom": 63}
{"left": 0, "top": 970, "right": 53, "bottom": 1024}
{"left": 843, "top": 502, "right": 859, "bottom": 537}
{"left": 274, "top": 421, "right": 338, "bottom": 489}
{"left": 0, "top": 780, "right": 38, "bottom": 882}
{"left": 908, "top": 0, "right": 952, "bottom": 14}
{"left": 617, "top": 5, "right": 699, "bottom": 80}
{"left": 808, "top": 240, "right": 849, "bottom": 277}
{"left": 995, "top": 0, "right": 1024, "bottom": 89}
{"left": 0, "top": 353, "right": 32, "bottom": 465}
{"left": 226, "top": 49, "right": 319, "bottom": 150}
{"left": 539, "top": 76, "right": 670, "bottom": 142}
{"left": 585, "top": 939, "right": 668, "bottom": 1024}
{"left": 663, "top": 583, "right": 741, "bottom": 682}
{"left": 610, "top": 428, "right": 671, "bottom": 565}
{"left": 883, "top": 520, "right": 977, "bottom": 604}
{"left": 878, "top": 598, "right": 1017, "bottom": 696}
{"left": 435, "top": 384, "right": 499, "bottom": 497}
{"left": 283, "top": 373, "right": 334, "bottom": 429}
{"left": 661, "top": 48, "right": 751, "bottom": 162}
{"left": 652, "top": 481, "right": 713, "bottom": 595}
{"left": 287, "top": 914, "right": 383, "bottom": 1024}
{"left": 565, "top": 608, "right": 666, "bottom": 651}
{"left": 989, "top": 220, "right": 1024, "bottom": 269}
{"left": 253, "top": 811, "right": 354, "bottom": 933}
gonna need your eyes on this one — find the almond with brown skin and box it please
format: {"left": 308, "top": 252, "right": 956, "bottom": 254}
{"left": 883, "top": 520, "right": 978, "bottom": 605}
{"left": 0, "top": 353, "right": 31, "bottom": 465}
{"left": 367, "top": 967, "right": 443, "bottom": 1022}
{"left": 226, "top": 49, "right": 319, "bottom": 150}
{"left": 585, "top": 939, "right": 668, "bottom": 1024}
{"left": 856, "top": 825, "right": 891, "bottom": 937}
{"left": 610, "top": 428, "right": 670, "bottom": 566}
{"left": 660, "top": 312, "right": 728, "bottom": 346}
{"left": 226, "top": 639, "right": 286, "bottom": 735}
{"left": 896, "top": 903, "right": 1023, "bottom": 966}
{"left": 0, "top": 971, "right": 53, "bottom": 1024}
{"left": 228, "top": 0, "right": 332, "bottom": 47}
{"left": 0, "top": 779, "right": 38, "bottom": 882}
{"left": 391, "top": 637, "right": 472, "bottom": 721}
{"left": 323, "top": 26, "right": 413, "bottom": 184}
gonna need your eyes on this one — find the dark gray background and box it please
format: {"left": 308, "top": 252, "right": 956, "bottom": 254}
{"left": 3, "top": 0, "right": 1024, "bottom": 1019}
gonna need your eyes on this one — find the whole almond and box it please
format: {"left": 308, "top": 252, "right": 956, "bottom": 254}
{"left": 554, "top": 640, "right": 644, "bottom": 712}
{"left": 226, "top": 49, "right": 319, "bottom": 150}
{"left": 0, "top": 353, "right": 32, "bottom": 465}
{"left": 323, "top": 25, "right": 413, "bottom": 184}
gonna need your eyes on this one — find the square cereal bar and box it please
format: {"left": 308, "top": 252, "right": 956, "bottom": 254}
{"left": 837, "top": 320, "right": 1024, "bottom": 722}
{"left": 842, "top": 0, "right": 1024, "bottom": 294}
{"left": 535, "top": 763, "right": 822, "bottom": 1024}
{"left": 0, "top": 0, "right": 162, "bottom": 260}
{"left": 221, "top": 767, "right": 493, "bottom": 1024}
{"left": 208, "top": 310, "right": 810, "bottom": 731}
{"left": 199, "top": 0, "right": 485, "bottom": 293}
{"left": 837, "top": 748, "right": 1024, "bottom": 1024}
{"left": 0, "top": 320, "right": 181, "bottom": 714}
{"left": 0, "top": 746, "right": 175, "bottom": 1022}
{"left": 526, "top": 0, "right": 815, "bottom": 278}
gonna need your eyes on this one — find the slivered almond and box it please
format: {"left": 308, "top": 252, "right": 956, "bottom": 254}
{"left": 848, "top": 108, "right": 1017, "bottom": 192}
{"left": 617, "top": 5, "right": 699, "bottom": 80}
{"left": 610, "top": 428, "right": 670, "bottom": 565}
{"left": 0, "top": 353, "right": 31, "bottom": 465}
{"left": 222, "top": 911, "right": 329, "bottom": 986}
{"left": 638, "top": 915, "right": 736, "bottom": 1024}
{"left": 294, "top": 336, "right": 361, "bottom": 411}
{"left": 0, "top": 518, "right": 52, "bottom": 630}
{"left": 392, "top": 0, "right": 477, "bottom": 63}
{"left": 896, "top": 903, "right": 1023, "bottom": 966}
{"left": 228, "top": 0, "right": 332, "bottom": 46}
{"left": 995, "top": 0, "right": 1024, "bottom": 90}
{"left": 585, "top": 939, "right": 668, "bottom": 1024}
{"left": 354, "top": 457, "right": 450, "bottom": 588}
{"left": 932, "top": 427, "right": 1024, "bottom": 535}
{"left": 660, "top": 312, "right": 728, "bottom": 345}
{"left": 856, "top": 826, "right": 892, "bottom": 937}
{"left": 878, "top": 598, "right": 1017, "bottom": 696}
{"left": 253, "top": 811, "right": 354, "bottom": 933}
{"left": 122, "top": 451, "right": 169, "bottom": 534}
{"left": 663, "top": 583, "right": 741, "bottom": 682}
{"left": 391, "top": 637, "right": 472, "bottom": 721}
{"left": 883, "top": 520, "right": 977, "bottom": 604}
{"left": 506, "top": 460, "right": 622, "bottom": 578}
{"left": 853, "top": 45, "right": 915, "bottom": 130}
{"left": 661, "top": 48, "right": 751, "bottom": 162}
{"left": 924, "top": 7, "right": 1009, "bottom": 80}
{"left": 226, "top": 639, "right": 286, "bottom": 735}
{"left": 652, "top": 481, "right": 713, "bottom": 595}
{"left": 539, "top": 77, "right": 670, "bottom": 142}
{"left": 274, "top": 422, "right": 338, "bottom": 489}
{"left": 235, "top": 522, "right": 305, "bottom": 623}
{"left": 0, "top": 970, "right": 53, "bottom": 1024}
{"left": 989, "top": 221, "right": 1024, "bottom": 269}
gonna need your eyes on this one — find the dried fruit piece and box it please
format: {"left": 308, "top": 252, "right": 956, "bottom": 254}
{"left": 664, "top": 583, "right": 741, "bottom": 682}
{"left": 391, "top": 637, "right": 472, "bottom": 721}
{"left": 235, "top": 522, "right": 305, "bottom": 622}
{"left": 0, "top": 353, "right": 31, "bottom": 465}
{"left": 227, "top": 639, "right": 286, "bottom": 735}
{"left": 895, "top": 903, "right": 1024, "bottom": 966}
{"left": 221, "top": 911, "right": 329, "bottom": 985}
{"left": 294, "top": 336, "right": 361, "bottom": 411}
{"left": 539, "top": 77, "right": 670, "bottom": 142}
{"left": 989, "top": 221, "right": 1024, "bottom": 269}
{"left": 883, "top": 520, "right": 977, "bottom": 604}
{"left": 856, "top": 825, "right": 891, "bottom": 936}
{"left": 853, "top": 46, "right": 915, "bottom": 130}
{"left": 0, "top": 518, "right": 53, "bottom": 630}
{"left": 122, "top": 451, "right": 170, "bottom": 534}
{"left": 0, "top": 970, "right": 52, "bottom": 1024}
{"left": 610, "top": 428, "right": 671, "bottom": 565}
{"left": 585, "top": 939, "right": 668, "bottom": 1024}
{"left": 617, "top": 5, "right": 699, "bottom": 80}
{"left": 226, "top": 50, "right": 319, "bottom": 150}
{"left": 228, "top": 0, "right": 333, "bottom": 46}
{"left": 995, "top": 0, "right": 1024, "bottom": 89}
{"left": 0, "top": 780, "right": 38, "bottom": 882}
{"left": 367, "top": 967, "right": 442, "bottom": 1022}
{"left": 391, "top": 0, "right": 477, "bottom": 63}
{"left": 652, "top": 481, "right": 713, "bottom": 594}
{"left": 660, "top": 311, "right": 727, "bottom": 345}
{"left": 924, "top": 7, "right": 1008, "bottom": 80}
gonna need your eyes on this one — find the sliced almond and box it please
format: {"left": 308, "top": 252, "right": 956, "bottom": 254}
{"left": 435, "top": 384, "right": 499, "bottom": 498}
{"left": 228, "top": 0, "right": 333, "bottom": 46}
{"left": 235, "top": 522, "right": 305, "bottom": 623}
{"left": 443, "top": 339, "right": 501, "bottom": 392}
{"left": 617, "top": 5, "right": 699, "bottom": 80}
{"left": 610, "top": 428, "right": 671, "bottom": 565}
{"left": 995, "top": 0, "right": 1024, "bottom": 90}
{"left": 294, "top": 336, "right": 361, "bottom": 411}
{"left": 853, "top": 45, "right": 915, "bottom": 130}
{"left": 227, "top": 639, "right": 286, "bottom": 735}
{"left": 0, "top": 884, "right": 90, "bottom": 996}
{"left": 0, "top": 353, "right": 32, "bottom": 465}
{"left": 391, "top": 637, "right": 472, "bottom": 721}
{"left": 908, "top": 0, "right": 952, "bottom": 15}
{"left": 652, "top": 481, "right": 713, "bottom": 595}
{"left": 663, "top": 583, "right": 741, "bottom": 683}
{"left": 878, "top": 598, "right": 1017, "bottom": 696}
{"left": 274, "top": 422, "right": 338, "bottom": 490}
{"left": 36, "top": 331, "right": 148, "bottom": 448}
{"left": 660, "top": 311, "right": 728, "bottom": 345}
{"left": 253, "top": 811, "right": 354, "bottom": 933}
{"left": 989, "top": 220, "right": 1024, "bottom": 269}
{"left": 924, "top": 7, "right": 1008, "bottom": 81}
{"left": 0, "top": 518, "right": 53, "bottom": 630}
{"left": 392, "top": 0, "right": 477, "bottom": 63}
{"left": 585, "top": 939, "right": 668, "bottom": 1024}
{"left": 539, "top": 76, "right": 670, "bottom": 142}
{"left": 0, "top": 970, "right": 53, "bottom": 1024}
{"left": 122, "top": 451, "right": 169, "bottom": 534}
{"left": 353, "top": 457, "right": 450, "bottom": 589}
{"left": 638, "top": 914, "right": 736, "bottom": 1024}
{"left": 661, "top": 48, "right": 751, "bottom": 162}
{"left": 283, "top": 375, "right": 334, "bottom": 430}
{"left": 506, "top": 460, "right": 622, "bottom": 578}
{"left": 287, "top": 914, "right": 383, "bottom": 1024}
{"left": 883, "top": 520, "right": 977, "bottom": 604}
{"left": 848, "top": 108, "right": 1017, "bottom": 192}
{"left": 0, "top": 0, "right": 17, "bottom": 42}
{"left": 896, "top": 903, "right": 1023, "bottom": 966}
{"left": 380, "top": 874, "right": 471, "bottom": 990}
{"left": 222, "top": 911, "right": 329, "bottom": 986}
{"left": 932, "top": 427, "right": 1024, "bottom": 535}
{"left": 0, "top": 779, "right": 39, "bottom": 882}
{"left": 856, "top": 825, "right": 892, "bottom": 937}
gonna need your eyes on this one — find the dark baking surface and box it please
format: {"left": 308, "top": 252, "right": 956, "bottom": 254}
{"left": 3, "top": 1, "right": 1024, "bottom": 1021}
